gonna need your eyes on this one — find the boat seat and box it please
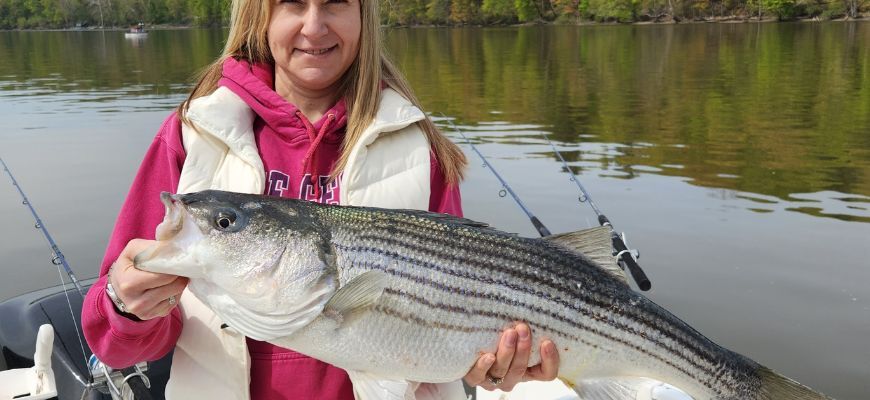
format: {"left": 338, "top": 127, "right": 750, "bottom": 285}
{"left": 0, "top": 324, "right": 57, "bottom": 400}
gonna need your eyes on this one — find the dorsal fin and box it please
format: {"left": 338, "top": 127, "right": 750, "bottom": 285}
{"left": 545, "top": 226, "right": 628, "bottom": 286}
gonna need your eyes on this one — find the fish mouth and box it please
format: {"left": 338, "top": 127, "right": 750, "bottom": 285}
{"left": 133, "top": 192, "right": 205, "bottom": 277}
{"left": 155, "top": 192, "right": 185, "bottom": 240}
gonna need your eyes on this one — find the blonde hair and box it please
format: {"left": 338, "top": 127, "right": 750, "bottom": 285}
{"left": 177, "top": 0, "right": 466, "bottom": 185}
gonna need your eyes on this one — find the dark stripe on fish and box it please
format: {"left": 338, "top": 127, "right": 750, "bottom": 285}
{"left": 337, "top": 244, "right": 727, "bottom": 391}
{"left": 346, "top": 222, "right": 724, "bottom": 366}
{"left": 382, "top": 287, "right": 600, "bottom": 349}
{"left": 376, "top": 286, "right": 718, "bottom": 393}
{"left": 336, "top": 236, "right": 723, "bottom": 374}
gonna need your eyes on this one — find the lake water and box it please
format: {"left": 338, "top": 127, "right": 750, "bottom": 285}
{"left": 1, "top": 23, "right": 868, "bottom": 399}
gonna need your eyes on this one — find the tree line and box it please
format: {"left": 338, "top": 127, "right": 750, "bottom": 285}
{"left": 0, "top": 0, "right": 865, "bottom": 29}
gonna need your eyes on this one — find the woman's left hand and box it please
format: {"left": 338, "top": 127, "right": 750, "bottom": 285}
{"left": 462, "top": 322, "right": 560, "bottom": 392}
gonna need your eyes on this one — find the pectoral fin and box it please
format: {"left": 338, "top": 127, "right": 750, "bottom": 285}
{"left": 323, "top": 270, "right": 388, "bottom": 326}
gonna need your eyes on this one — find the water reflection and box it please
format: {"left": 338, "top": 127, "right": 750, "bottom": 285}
{"left": 439, "top": 114, "right": 870, "bottom": 223}
{"left": 393, "top": 23, "right": 869, "bottom": 215}
{"left": 0, "top": 29, "right": 225, "bottom": 99}
{"left": 0, "top": 26, "right": 868, "bottom": 219}
{"left": 1, "top": 25, "right": 868, "bottom": 219}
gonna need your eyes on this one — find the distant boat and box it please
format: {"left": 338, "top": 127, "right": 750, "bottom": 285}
{"left": 124, "top": 22, "right": 148, "bottom": 38}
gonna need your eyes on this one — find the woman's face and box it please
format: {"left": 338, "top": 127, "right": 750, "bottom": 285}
{"left": 268, "top": 0, "right": 361, "bottom": 96}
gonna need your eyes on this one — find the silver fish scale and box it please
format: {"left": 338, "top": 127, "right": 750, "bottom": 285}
{"left": 264, "top": 205, "right": 763, "bottom": 399}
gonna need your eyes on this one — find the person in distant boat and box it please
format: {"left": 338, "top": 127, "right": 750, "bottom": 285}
{"left": 81, "top": 0, "right": 560, "bottom": 399}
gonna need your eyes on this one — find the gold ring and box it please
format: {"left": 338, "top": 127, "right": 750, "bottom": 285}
{"left": 486, "top": 374, "right": 504, "bottom": 386}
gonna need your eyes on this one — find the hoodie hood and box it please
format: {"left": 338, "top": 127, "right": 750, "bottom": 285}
{"left": 217, "top": 57, "right": 347, "bottom": 144}
{"left": 179, "top": 57, "right": 429, "bottom": 204}
{"left": 216, "top": 58, "right": 349, "bottom": 197}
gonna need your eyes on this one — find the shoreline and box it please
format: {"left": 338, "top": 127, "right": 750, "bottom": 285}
{"left": 2, "top": 15, "right": 867, "bottom": 32}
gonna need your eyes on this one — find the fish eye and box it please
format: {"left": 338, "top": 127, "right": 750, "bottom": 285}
{"left": 215, "top": 211, "right": 236, "bottom": 230}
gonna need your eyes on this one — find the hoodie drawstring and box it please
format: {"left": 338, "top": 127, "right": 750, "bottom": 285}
{"left": 297, "top": 111, "right": 335, "bottom": 201}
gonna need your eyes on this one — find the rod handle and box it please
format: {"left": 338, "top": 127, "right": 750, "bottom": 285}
{"left": 531, "top": 216, "right": 552, "bottom": 237}
{"left": 121, "top": 370, "right": 154, "bottom": 400}
{"left": 612, "top": 234, "right": 651, "bottom": 291}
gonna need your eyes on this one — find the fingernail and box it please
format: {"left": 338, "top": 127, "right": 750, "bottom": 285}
{"left": 506, "top": 331, "right": 517, "bottom": 348}
{"left": 518, "top": 325, "right": 530, "bottom": 341}
{"left": 543, "top": 340, "right": 555, "bottom": 355}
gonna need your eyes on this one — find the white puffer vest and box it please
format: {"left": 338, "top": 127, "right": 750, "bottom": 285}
{"left": 164, "top": 87, "right": 464, "bottom": 400}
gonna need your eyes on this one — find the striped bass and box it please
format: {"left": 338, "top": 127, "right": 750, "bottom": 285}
{"left": 135, "top": 190, "right": 833, "bottom": 400}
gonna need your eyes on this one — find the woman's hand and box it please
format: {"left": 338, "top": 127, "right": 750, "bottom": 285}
{"left": 463, "top": 323, "right": 560, "bottom": 392}
{"left": 107, "top": 239, "right": 188, "bottom": 320}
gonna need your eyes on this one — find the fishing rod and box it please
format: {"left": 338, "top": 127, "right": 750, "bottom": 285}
{"left": 439, "top": 117, "right": 651, "bottom": 291}
{"left": 1, "top": 155, "right": 153, "bottom": 399}
{"left": 1, "top": 156, "right": 85, "bottom": 297}
{"left": 442, "top": 116, "right": 552, "bottom": 237}
{"left": 538, "top": 134, "right": 651, "bottom": 291}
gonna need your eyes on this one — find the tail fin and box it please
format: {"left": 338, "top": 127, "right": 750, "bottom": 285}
{"left": 758, "top": 367, "right": 833, "bottom": 400}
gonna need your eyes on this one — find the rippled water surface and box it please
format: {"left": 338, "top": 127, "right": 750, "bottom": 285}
{"left": 1, "top": 24, "right": 868, "bottom": 399}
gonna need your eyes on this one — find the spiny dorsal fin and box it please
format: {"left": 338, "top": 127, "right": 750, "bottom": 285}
{"left": 545, "top": 226, "right": 628, "bottom": 286}
{"left": 323, "top": 270, "right": 388, "bottom": 325}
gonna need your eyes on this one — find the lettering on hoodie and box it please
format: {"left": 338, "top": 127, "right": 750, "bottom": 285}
{"left": 267, "top": 170, "right": 290, "bottom": 197}
{"left": 300, "top": 174, "right": 339, "bottom": 204}
{"left": 266, "top": 171, "right": 338, "bottom": 204}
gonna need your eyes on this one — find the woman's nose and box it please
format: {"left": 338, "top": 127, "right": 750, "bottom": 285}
{"left": 300, "top": 5, "right": 329, "bottom": 39}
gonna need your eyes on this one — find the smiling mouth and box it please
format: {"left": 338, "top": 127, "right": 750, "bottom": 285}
{"left": 298, "top": 45, "right": 337, "bottom": 55}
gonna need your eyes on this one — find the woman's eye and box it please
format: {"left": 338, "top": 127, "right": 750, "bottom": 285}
{"left": 215, "top": 212, "right": 236, "bottom": 229}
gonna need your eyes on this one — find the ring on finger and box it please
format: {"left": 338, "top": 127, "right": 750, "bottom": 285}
{"left": 486, "top": 374, "right": 504, "bottom": 386}
{"left": 168, "top": 295, "right": 177, "bottom": 306}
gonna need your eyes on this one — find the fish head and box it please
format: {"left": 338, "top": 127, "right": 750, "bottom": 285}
{"left": 134, "top": 191, "right": 338, "bottom": 338}
{"left": 134, "top": 191, "right": 271, "bottom": 279}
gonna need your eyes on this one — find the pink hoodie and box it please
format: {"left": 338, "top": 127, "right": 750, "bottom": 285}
{"left": 81, "top": 58, "right": 462, "bottom": 399}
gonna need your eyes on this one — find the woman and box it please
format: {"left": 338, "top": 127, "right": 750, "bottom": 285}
{"left": 81, "top": 0, "right": 559, "bottom": 398}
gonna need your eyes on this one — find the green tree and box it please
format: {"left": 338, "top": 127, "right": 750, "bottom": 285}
{"left": 843, "top": 0, "right": 866, "bottom": 17}
{"left": 481, "top": 0, "right": 517, "bottom": 21}
{"left": 385, "top": 0, "right": 428, "bottom": 24}
{"left": 425, "top": 0, "right": 451, "bottom": 23}
{"left": 450, "top": 0, "right": 479, "bottom": 23}
{"left": 764, "top": 0, "right": 798, "bottom": 19}
{"left": 514, "top": 0, "right": 540, "bottom": 20}
{"left": 587, "top": 0, "right": 638, "bottom": 21}
{"left": 191, "top": 0, "right": 227, "bottom": 26}
{"left": 551, "top": 0, "right": 581, "bottom": 20}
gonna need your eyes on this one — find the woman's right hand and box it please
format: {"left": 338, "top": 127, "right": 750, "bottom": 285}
{"left": 108, "top": 238, "right": 189, "bottom": 320}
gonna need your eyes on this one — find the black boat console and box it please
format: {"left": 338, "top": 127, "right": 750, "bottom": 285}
{"left": 0, "top": 280, "right": 171, "bottom": 399}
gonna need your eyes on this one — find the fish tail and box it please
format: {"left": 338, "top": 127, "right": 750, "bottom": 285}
{"left": 757, "top": 366, "right": 833, "bottom": 400}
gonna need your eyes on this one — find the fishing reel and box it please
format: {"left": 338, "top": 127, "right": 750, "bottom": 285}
{"left": 87, "top": 355, "right": 151, "bottom": 400}
{"left": 615, "top": 231, "right": 640, "bottom": 264}
{"left": 600, "top": 215, "right": 650, "bottom": 291}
